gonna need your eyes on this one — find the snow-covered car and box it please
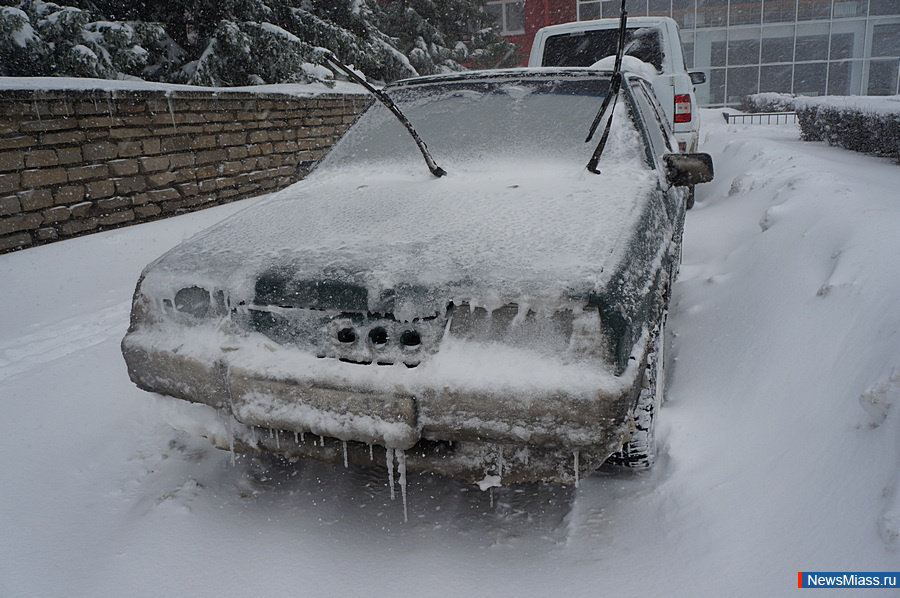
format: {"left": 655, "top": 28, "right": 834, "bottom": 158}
{"left": 122, "top": 68, "right": 713, "bottom": 487}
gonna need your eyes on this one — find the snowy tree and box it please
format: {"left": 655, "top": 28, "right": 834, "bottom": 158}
{"left": 0, "top": 0, "right": 518, "bottom": 85}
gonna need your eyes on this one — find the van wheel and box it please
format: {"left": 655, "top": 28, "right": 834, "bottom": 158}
{"left": 607, "top": 314, "right": 666, "bottom": 469}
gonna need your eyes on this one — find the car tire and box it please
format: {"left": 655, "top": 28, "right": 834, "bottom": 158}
{"left": 607, "top": 312, "right": 666, "bottom": 469}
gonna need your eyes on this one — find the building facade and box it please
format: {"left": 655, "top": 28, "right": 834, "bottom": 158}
{"left": 488, "top": 0, "right": 900, "bottom": 106}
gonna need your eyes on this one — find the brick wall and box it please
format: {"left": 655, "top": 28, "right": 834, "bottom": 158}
{"left": 0, "top": 87, "right": 371, "bottom": 253}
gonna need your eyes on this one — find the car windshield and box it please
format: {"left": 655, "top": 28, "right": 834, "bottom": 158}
{"left": 317, "top": 74, "right": 643, "bottom": 174}
{"left": 542, "top": 28, "right": 663, "bottom": 71}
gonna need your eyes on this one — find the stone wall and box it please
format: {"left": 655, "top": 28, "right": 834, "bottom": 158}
{"left": 0, "top": 87, "right": 371, "bottom": 253}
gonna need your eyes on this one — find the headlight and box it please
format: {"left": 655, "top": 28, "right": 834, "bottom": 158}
{"left": 174, "top": 286, "right": 211, "bottom": 317}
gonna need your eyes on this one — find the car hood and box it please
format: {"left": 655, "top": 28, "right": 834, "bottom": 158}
{"left": 139, "top": 160, "right": 658, "bottom": 321}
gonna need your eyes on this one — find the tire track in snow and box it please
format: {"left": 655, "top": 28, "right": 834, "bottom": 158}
{"left": 0, "top": 302, "right": 129, "bottom": 383}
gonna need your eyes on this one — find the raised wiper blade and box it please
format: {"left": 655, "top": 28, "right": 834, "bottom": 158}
{"left": 585, "top": 0, "right": 628, "bottom": 174}
{"left": 324, "top": 54, "right": 447, "bottom": 178}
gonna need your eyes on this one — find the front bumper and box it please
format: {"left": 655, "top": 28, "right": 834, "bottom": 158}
{"left": 122, "top": 325, "right": 641, "bottom": 485}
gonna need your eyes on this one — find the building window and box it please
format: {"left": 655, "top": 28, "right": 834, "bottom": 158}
{"left": 832, "top": 1, "right": 865, "bottom": 18}
{"left": 827, "top": 61, "right": 852, "bottom": 94}
{"left": 872, "top": 24, "right": 900, "bottom": 57}
{"left": 709, "top": 68, "right": 726, "bottom": 104}
{"left": 830, "top": 33, "right": 854, "bottom": 60}
{"left": 870, "top": 0, "right": 900, "bottom": 16}
{"left": 728, "top": 39, "right": 760, "bottom": 65}
{"left": 764, "top": 0, "right": 797, "bottom": 23}
{"left": 729, "top": 2, "right": 761, "bottom": 25}
{"left": 797, "top": 0, "right": 832, "bottom": 21}
{"left": 794, "top": 62, "right": 828, "bottom": 94}
{"left": 648, "top": 0, "right": 672, "bottom": 17}
{"left": 578, "top": 1, "right": 604, "bottom": 20}
{"left": 761, "top": 36, "right": 794, "bottom": 64}
{"left": 868, "top": 59, "right": 900, "bottom": 95}
{"left": 795, "top": 35, "right": 829, "bottom": 62}
{"left": 727, "top": 66, "right": 760, "bottom": 103}
{"left": 485, "top": 1, "right": 525, "bottom": 35}
{"left": 759, "top": 64, "right": 793, "bottom": 92}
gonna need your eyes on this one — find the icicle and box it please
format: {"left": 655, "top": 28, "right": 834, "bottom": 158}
{"left": 166, "top": 95, "right": 178, "bottom": 131}
{"left": 386, "top": 447, "right": 395, "bottom": 501}
{"left": 294, "top": 431, "right": 299, "bottom": 443}
{"left": 397, "top": 450, "right": 408, "bottom": 523}
{"left": 498, "top": 449, "right": 504, "bottom": 477}
{"left": 275, "top": 430, "right": 280, "bottom": 449}
{"left": 268, "top": 427, "right": 273, "bottom": 439}
{"left": 342, "top": 441, "right": 348, "bottom": 468}
{"left": 489, "top": 487, "right": 494, "bottom": 508}
{"left": 300, "top": 432, "right": 305, "bottom": 443}
{"left": 573, "top": 450, "right": 581, "bottom": 489}
{"left": 227, "top": 419, "right": 236, "bottom": 467}
{"left": 368, "top": 444, "right": 374, "bottom": 461}
{"left": 319, "top": 435, "right": 325, "bottom": 447}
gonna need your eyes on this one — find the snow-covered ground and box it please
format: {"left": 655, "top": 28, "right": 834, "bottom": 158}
{"left": 1, "top": 110, "right": 898, "bottom": 597}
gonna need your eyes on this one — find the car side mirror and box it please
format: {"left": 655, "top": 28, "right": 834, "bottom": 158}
{"left": 689, "top": 71, "right": 706, "bottom": 85}
{"left": 664, "top": 153, "right": 714, "bottom": 186}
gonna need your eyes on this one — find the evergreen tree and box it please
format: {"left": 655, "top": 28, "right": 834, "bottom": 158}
{"left": 0, "top": 0, "right": 518, "bottom": 85}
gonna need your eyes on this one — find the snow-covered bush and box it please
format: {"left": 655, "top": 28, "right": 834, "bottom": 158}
{"left": 745, "top": 92, "right": 900, "bottom": 164}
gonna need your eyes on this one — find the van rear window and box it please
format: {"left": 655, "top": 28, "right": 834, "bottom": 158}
{"left": 542, "top": 27, "right": 664, "bottom": 71}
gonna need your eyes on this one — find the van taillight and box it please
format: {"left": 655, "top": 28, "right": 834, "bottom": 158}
{"left": 674, "top": 94, "right": 691, "bottom": 123}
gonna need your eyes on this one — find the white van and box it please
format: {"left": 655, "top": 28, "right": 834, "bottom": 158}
{"left": 528, "top": 16, "right": 705, "bottom": 153}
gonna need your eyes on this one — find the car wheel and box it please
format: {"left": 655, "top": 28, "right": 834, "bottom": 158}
{"left": 607, "top": 312, "right": 666, "bottom": 469}
{"left": 686, "top": 185, "right": 695, "bottom": 210}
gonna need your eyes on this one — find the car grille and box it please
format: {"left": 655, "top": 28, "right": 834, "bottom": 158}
{"left": 239, "top": 305, "right": 447, "bottom": 368}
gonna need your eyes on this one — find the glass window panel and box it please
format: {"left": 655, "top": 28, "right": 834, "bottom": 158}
{"left": 762, "top": 36, "right": 794, "bottom": 63}
{"left": 759, "top": 64, "right": 793, "bottom": 92}
{"left": 827, "top": 61, "right": 852, "bottom": 94}
{"left": 797, "top": 0, "right": 832, "bottom": 21}
{"left": 794, "top": 62, "right": 827, "bottom": 94}
{"left": 795, "top": 35, "right": 829, "bottom": 61}
{"left": 683, "top": 40, "right": 695, "bottom": 67}
{"left": 867, "top": 59, "right": 899, "bottom": 95}
{"left": 872, "top": 24, "right": 900, "bottom": 57}
{"left": 727, "top": 66, "right": 760, "bottom": 103}
{"left": 579, "top": 2, "right": 604, "bottom": 20}
{"left": 600, "top": 0, "right": 619, "bottom": 18}
{"left": 764, "top": 0, "right": 796, "bottom": 23}
{"left": 625, "top": 0, "right": 649, "bottom": 16}
{"left": 730, "top": 2, "right": 762, "bottom": 25}
{"left": 709, "top": 68, "right": 726, "bottom": 104}
{"left": 648, "top": 0, "right": 672, "bottom": 17}
{"left": 869, "top": 0, "right": 900, "bottom": 16}
{"left": 672, "top": 0, "right": 695, "bottom": 28}
{"left": 830, "top": 33, "right": 854, "bottom": 60}
{"left": 484, "top": 3, "right": 503, "bottom": 28}
{"left": 710, "top": 41, "right": 727, "bottom": 66}
{"left": 728, "top": 39, "right": 761, "bottom": 65}
{"left": 832, "top": 0, "right": 866, "bottom": 18}
{"left": 696, "top": 0, "right": 728, "bottom": 27}
{"left": 505, "top": 1, "right": 525, "bottom": 32}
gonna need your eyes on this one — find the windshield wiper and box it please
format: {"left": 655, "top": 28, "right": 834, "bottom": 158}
{"left": 585, "top": 0, "right": 628, "bottom": 174}
{"left": 324, "top": 54, "right": 447, "bottom": 178}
